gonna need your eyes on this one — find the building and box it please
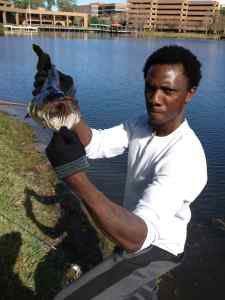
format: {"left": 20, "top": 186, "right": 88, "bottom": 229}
{"left": 0, "top": 0, "right": 13, "bottom": 7}
{"left": 77, "top": 2, "right": 127, "bottom": 16}
{"left": 0, "top": 0, "right": 88, "bottom": 28}
{"left": 77, "top": 2, "right": 128, "bottom": 26}
{"left": 128, "top": 0, "right": 220, "bottom": 32}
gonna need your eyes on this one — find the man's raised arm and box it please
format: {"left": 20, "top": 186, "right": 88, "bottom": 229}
{"left": 45, "top": 127, "right": 148, "bottom": 253}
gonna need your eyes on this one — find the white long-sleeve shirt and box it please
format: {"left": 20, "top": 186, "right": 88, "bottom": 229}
{"left": 85, "top": 115, "right": 207, "bottom": 255}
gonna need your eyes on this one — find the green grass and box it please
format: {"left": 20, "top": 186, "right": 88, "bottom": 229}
{"left": 0, "top": 111, "right": 113, "bottom": 299}
{"left": 137, "top": 31, "right": 222, "bottom": 40}
{"left": 0, "top": 111, "right": 62, "bottom": 299}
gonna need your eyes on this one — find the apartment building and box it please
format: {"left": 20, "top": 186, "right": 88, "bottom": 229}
{"left": 77, "top": 2, "right": 128, "bottom": 26}
{"left": 128, "top": 0, "right": 219, "bottom": 32}
{"left": 77, "top": 2, "right": 128, "bottom": 16}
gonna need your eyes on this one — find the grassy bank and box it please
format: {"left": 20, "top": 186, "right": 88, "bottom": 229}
{"left": 137, "top": 31, "right": 222, "bottom": 40}
{"left": 0, "top": 111, "right": 112, "bottom": 299}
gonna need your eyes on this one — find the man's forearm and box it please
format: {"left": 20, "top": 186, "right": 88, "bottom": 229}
{"left": 72, "top": 117, "right": 92, "bottom": 147}
{"left": 65, "top": 173, "right": 148, "bottom": 253}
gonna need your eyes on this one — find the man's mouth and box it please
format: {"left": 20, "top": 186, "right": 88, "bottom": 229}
{"left": 148, "top": 106, "right": 164, "bottom": 114}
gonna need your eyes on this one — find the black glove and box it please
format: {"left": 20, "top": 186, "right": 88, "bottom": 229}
{"left": 46, "top": 127, "right": 89, "bottom": 179}
{"left": 32, "top": 44, "right": 76, "bottom": 98}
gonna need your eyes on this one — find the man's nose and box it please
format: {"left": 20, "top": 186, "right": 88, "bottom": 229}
{"left": 149, "top": 89, "right": 161, "bottom": 105}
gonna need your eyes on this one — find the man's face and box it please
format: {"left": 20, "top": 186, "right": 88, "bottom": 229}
{"left": 145, "top": 64, "right": 195, "bottom": 136}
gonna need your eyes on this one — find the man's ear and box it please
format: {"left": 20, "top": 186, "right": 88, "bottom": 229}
{"left": 185, "top": 87, "right": 196, "bottom": 104}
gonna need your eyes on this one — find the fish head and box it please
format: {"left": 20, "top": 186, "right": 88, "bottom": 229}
{"left": 27, "top": 44, "right": 80, "bottom": 130}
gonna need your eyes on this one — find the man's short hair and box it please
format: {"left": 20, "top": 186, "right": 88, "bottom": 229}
{"left": 143, "top": 45, "right": 202, "bottom": 89}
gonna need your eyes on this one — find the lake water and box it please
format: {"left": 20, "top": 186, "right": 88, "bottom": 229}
{"left": 0, "top": 33, "right": 225, "bottom": 222}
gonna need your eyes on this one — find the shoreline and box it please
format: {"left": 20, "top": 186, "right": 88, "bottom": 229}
{"left": 0, "top": 102, "right": 52, "bottom": 146}
{"left": 0, "top": 108, "right": 114, "bottom": 299}
{"left": 2, "top": 30, "right": 224, "bottom": 41}
{"left": 136, "top": 31, "right": 223, "bottom": 40}
{"left": 0, "top": 100, "right": 26, "bottom": 107}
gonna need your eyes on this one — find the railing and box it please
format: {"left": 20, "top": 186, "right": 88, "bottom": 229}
{"left": 3, "top": 24, "right": 131, "bottom": 34}
{"left": 4, "top": 24, "right": 38, "bottom": 32}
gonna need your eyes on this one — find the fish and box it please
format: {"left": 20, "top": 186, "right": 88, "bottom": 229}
{"left": 27, "top": 44, "right": 81, "bottom": 131}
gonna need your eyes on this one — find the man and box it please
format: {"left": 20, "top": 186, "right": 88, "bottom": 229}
{"left": 44, "top": 45, "right": 207, "bottom": 299}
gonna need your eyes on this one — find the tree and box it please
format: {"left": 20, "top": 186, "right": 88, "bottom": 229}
{"left": 221, "top": 6, "right": 225, "bottom": 16}
{"left": 13, "top": 0, "right": 45, "bottom": 9}
{"left": 90, "top": 16, "right": 99, "bottom": 25}
{"left": 210, "top": 6, "right": 225, "bottom": 34}
{"left": 0, "top": 23, "right": 4, "bottom": 36}
{"left": 46, "top": 0, "right": 56, "bottom": 10}
{"left": 12, "top": 0, "right": 77, "bottom": 11}
{"left": 57, "top": 0, "right": 77, "bottom": 12}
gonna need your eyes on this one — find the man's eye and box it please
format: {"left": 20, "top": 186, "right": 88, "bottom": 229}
{"left": 163, "top": 88, "right": 174, "bottom": 95}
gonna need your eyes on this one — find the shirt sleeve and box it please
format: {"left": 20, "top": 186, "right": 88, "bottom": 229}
{"left": 133, "top": 144, "right": 207, "bottom": 251}
{"left": 85, "top": 120, "right": 134, "bottom": 159}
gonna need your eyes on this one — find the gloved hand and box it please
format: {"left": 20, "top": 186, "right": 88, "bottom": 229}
{"left": 32, "top": 44, "right": 76, "bottom": 98}
{"left": 46, "top": 127, "right": 89, "bottom": 179}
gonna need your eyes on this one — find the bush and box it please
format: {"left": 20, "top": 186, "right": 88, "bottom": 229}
{"left": 0, "top": 23, "right": 4, "bottom": 36}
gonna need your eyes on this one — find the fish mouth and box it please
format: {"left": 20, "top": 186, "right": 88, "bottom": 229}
{"left": 27, "top": 97, "right": 80, "bottom": 131}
